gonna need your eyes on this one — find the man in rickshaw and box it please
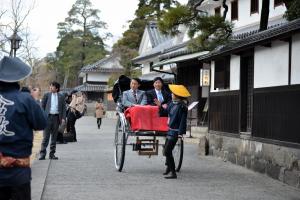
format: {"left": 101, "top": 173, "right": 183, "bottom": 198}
{"left": 146, "top": 77, "right": 171, "bottom": 106}
{"left": 155, "top": 84, "right": 190, "bottom": 179}
{"left": 122, "top": 78, "right": 147, "bottom": 107}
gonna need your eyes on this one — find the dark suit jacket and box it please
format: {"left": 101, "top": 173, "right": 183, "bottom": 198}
{"left": 42, "top": 92, "right": 66, "bottom": 123}
{"left": 146, "top": 89, "right": 171, "bottom": 106}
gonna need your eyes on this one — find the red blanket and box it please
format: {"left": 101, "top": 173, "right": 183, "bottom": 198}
{"left": 125, "top": 105, "right": 168, "bottom": 132}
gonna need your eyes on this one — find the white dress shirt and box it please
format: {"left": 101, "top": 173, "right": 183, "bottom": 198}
{"left": 50, "top": 93, "right": 59, "bottom": 114}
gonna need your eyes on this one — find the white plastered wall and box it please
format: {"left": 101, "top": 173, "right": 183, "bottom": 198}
{"left": 254, "top": 41, "right": 289, "bottom": 88}
{"left": 87, "top": 73, "right": 111, "bottom": 82}
{"left": 230, "top": 0, "right": 286, "bottom": 31}
{"left": 139, "top": 31, "right": 152, "bottom": 55}
{"left": 142, "top": 63, "right": 151, "bottom": 74}
{"left": 199, "top": 0, "right": 286, "bottom": 33}
{"left": 291, "top": 33, "right": 300, "bottom": 84}
{"left": 210, "top": 61, "right": 215, "bottom": 92}
{"left": 230, "top": 55, "right": 240, "bottom": 90}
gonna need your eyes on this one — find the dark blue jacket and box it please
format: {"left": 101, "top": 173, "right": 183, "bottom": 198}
{"left": 0, "top": 84, "right": 47, "bottom": 186}
{"left": 159, "top": 101, "right": 188, "bottom": 137}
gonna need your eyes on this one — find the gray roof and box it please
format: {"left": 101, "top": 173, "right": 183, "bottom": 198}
{"left": 81, "top": 55, "right": 123, "bottom": 73}
{"left": 132, "top": 41, "right": 188, "bottom": 63}
{"left": 156, "top": 19, "right": 300, "bottom": 64}
{"left": 132, "top": 21, "right": 183, "bottom": 63}
{"left": 147, "top": 21, "right": 171, "bottom": 47}
{"left": 200, "top": 18, "right": 300, "bottom": 61}
{"left": 74, "top": 83, "right": 108, "bottom": 92}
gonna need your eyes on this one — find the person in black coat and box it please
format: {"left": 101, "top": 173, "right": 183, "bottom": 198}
{"left": 156, "top": 84, "right": 190, "bottom": 179}
{"left": 146, "top": 77, "right": 171, "bottom": 106}
{"left": 0, "top": 56, "right": 47, "bottom": 200}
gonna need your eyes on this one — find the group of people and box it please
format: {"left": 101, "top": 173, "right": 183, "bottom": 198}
{"left": 0, "top": 56, "right": 88, "bottom": 199}
{"left": 122, "top": 77, "right": 190, "bottom": 179}
{"left": 122, "top": 77, "right": 171, "bottom": 107}
{"left": 0, "top": 55, "right": 190, "bottom": 199}
{"left": 0, "top": 56, "right": 47, "bottom": 200}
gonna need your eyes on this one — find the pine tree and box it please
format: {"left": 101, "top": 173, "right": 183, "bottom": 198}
{"left": 111, "top": 0, "right": 178, "bottom": 81}
{"left": 54, "top": 0, "right": 109, "bottom": 87}
{"left": 158, "top": 1, "right": 233, "bottom": 51}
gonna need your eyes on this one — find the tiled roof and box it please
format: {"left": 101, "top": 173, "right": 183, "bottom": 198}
{"left": 132, "top": 41, "right": 188, "bottom": 63}
{"left": 74, "top": 83, "right": 108, "bottom": 92}
{"left": 231, "top": 23, "right": 285, "bottom": 40}
{"left": 158, "top": 23, "right": 287, "bottom": 61}
{"left": 200, "top": 18, "right": 300, "bottom": 61}
{"left": 81, "top": 55, "right": 123, "bottom": 73}
{"left": 147, "top": 21, "right": 171, "bottom": 47}
{"left": 132, "top": 21, "right": 186, "bottom": 63}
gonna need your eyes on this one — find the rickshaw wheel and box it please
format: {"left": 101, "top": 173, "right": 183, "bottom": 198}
{"left": 114, "top": 115, "right": 126, "bottom": 172}
{"left": 174, "top": 137, "right": 184, "bottom": 172}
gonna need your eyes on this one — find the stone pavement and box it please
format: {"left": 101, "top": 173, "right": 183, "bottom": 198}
{"left": 31, "top": 117, "right": 300, "bottom": 200}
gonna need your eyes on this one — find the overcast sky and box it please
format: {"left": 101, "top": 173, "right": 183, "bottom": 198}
{"left": 1, "top": 0, "right": 187, "bottom": 58}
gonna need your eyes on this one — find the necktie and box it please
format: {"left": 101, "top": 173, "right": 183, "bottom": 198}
{"left": 157, "top": 91, "right": 163, "bottom": 102}
{"left": 133, "top": 91, "right": 138, "bottom": 103}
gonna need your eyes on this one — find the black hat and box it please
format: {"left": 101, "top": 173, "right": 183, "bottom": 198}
{"left": 0, "top": 56, "right": 32, "bottom": 82}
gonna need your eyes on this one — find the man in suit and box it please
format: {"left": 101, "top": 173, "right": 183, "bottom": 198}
{"left": 122, "top": 78, "right": 147, "bottom": 107}
{"left": 39, "top": 82, "right": 66, "bottom": 160}
{"left": 146, "top": 77, "right": 171, "bottom": 106}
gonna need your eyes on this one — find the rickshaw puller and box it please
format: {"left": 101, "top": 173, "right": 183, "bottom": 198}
{"left": 155, "top": 84, "right": 190, "bottom": 179}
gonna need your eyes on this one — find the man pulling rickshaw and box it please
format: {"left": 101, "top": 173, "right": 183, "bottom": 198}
{"left": 113, "top": 75, "right": 190, "bottom": 179}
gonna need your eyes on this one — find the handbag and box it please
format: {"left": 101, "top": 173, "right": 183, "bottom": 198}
{"left": 63, "top": 131, "right": 74, "bottom": 142}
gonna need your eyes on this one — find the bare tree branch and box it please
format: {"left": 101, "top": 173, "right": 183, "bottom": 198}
{"left": 0, "top": 0, "right": 36, "bottom": 57}
{"left": 0, "top": 10, "right": 6, "bottom": 20}
{"left": 19, "top": 26, "right": 39, "bottom": 84}
{"left": 10, "top": 0, "right": 35, "bottom": 33}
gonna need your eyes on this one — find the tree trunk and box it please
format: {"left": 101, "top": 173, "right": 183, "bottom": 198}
{"left": 222, "top": 0, "right": 228, "bottom": 20}
{"left": 260, "top": 0, "right": 270, "bottom": 31}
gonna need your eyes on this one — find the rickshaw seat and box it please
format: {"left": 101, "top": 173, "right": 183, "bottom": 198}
{"left": 125, "top": 105, "right": 168, "bottom": 132}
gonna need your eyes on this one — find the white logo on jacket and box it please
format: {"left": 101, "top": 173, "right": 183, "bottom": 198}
{"left": 0, "top": 95, "right": 15, "bottom": 136}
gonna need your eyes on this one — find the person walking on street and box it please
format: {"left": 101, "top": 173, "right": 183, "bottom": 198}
{"left": 155, "top": 84, "right": 190, "bottom": 179}
{"left": 39, "top": 82, "right": 66, "bottom": 160}
{"left": 0, "top": 56, "right": 47, "bottom": 200}
{"left": 95, "top": 99, "right": 105, "bottom": 129}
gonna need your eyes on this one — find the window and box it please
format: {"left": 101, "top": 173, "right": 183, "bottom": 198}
{"left": 215, "top": 6, "right": 221, "bottom": 16}
{"left": 214, "top": 56, "right": 230, "bottom": 90}
{"left": 274, "top": 0, "right": 284, "bottom": 7}
{"left": 250, "top": 0, "right": 259, "bottom": 14}
{"left": 231, "top": 0, "right": 238, "bottom": 21}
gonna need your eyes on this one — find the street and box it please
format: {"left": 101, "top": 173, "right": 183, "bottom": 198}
{"left": 31, "top": 116, "right": 300, "bottom": 200}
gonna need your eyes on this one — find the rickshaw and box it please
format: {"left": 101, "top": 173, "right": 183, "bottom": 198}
{"left": 112, "top": 75, "right": 184, "bottom": 172}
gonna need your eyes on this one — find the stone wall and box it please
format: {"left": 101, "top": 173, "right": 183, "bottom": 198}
{"left": 208, "top": 133, "right": 300, "bottom": 188}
